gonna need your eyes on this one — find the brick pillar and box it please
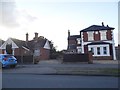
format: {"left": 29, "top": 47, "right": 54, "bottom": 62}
{"left": 88, "top": 51, "right": 93, "bottom": 64}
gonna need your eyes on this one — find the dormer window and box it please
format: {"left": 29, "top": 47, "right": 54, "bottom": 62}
{"left": 87, "top": 31, "right": 94, "bottom": 41}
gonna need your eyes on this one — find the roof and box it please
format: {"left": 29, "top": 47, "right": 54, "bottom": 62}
{"left": 10, "top": 38, "right": 27, "bottom": 48}
{"left": 27, "top": 36, "right": 48, "bottom": 50}
{"left": 0, "top": 35, "right": 50, "bottom": 50}
{"left": 0, "top": 39, "right": 4, "bottom": 46}
{"left": 80, "top": 25, "right": 115, "bottom": 32}
{"left": 68, "top": 35, "right": 80, "bottom": 40}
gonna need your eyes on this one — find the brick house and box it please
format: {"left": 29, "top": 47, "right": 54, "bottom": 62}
{"left": 67, "top": 22, "right": 116, "bottom": 60}
{"left": 0, "top": 33, "right": 51, "bottom": 61}
{"left": 67, "top": 30, "right": 81, "bottom": 53}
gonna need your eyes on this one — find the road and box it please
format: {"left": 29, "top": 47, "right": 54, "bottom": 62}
{"left": 2, "top": 73, "right": 118, "bottom": 88}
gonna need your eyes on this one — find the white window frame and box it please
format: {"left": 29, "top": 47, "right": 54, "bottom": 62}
{"left": 34, "top": 49, "right": 40, "bottom": 56}
{"left": 87, "top": 31, "right": 94, "bottom": 41}
{"left": 103, "top": 47, "right": 107, "bottom": 55}
{"left": 77, "top": 46, "right": 82, "bottom": 53}
{"left": 88, "top": 44, "right": 110, "bottom": 56}
{"left": 100, "top": 30, "right": 107, "bottom": 40}
{"left": 77, "top": 38, "right": 81, "bottom": 44}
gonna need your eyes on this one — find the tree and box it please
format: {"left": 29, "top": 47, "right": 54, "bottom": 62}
{"left": 49, "top": 41, "right": 58, "bottom": 59}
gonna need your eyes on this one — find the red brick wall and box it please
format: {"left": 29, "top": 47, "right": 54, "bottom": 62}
{"left": 40, "top": 48, "right": 50, "bottom": 60}
{"left": 83, "top": 32, "right": 88, "bottom": 42}
{"left": 84, "top": 45, "right": 88, "bottom": 53}
{"left": 106, "top": 30, "right": 112, "bottom": 40}
{"left": 94, "top": 31, "right": 100, "bottom": 41}
{"left": 93, "top": 56, "right": 112, "bottom": 60}
{"left": 83, "top": 30, "right": 112, "bottom": 42}
{"left": 14, "top": 48, "right": 26, "bottom": 56}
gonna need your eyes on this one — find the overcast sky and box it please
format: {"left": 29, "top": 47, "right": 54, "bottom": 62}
{"left": 0, "top": 0, "right": 119, "bottom": 50}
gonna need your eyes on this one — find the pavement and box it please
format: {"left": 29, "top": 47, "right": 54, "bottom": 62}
{"left": 2, "top": 60, "right": 119, "bottom": 76}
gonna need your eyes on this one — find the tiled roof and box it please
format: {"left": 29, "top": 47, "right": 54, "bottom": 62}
{"left": 80, "top": 25, "right": 114, "bottom": 32}
{"left": 0, "top": 39, "right": 4, "bottom": 46}
{"left": 68, "top": 35, "right": 80, "bottom": 40}
{"left": 10, "top": 38, "right": 27, "bottom": 48}
{"left": 27, "top": 37, "right": 47, "bottom": 49}
{"left": 10, "top": 36, "right": 48, "bottom": 50}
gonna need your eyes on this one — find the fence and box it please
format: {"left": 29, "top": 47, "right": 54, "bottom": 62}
{"left": 15, "top": 55, "right": 33, "bottom": 64}
{"left": 63, "top": 52, "right": 93, "bottom": 63}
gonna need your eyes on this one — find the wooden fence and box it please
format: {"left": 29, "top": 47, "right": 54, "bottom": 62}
{"left": 15, "top": 55, "right": 33, "bottom": 64}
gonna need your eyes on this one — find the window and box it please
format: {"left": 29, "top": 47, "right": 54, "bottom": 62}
{"left": 77, "top": 48, "right": 82, "bottom": 53}
{"left": 103, "top": 47, "right": 107, "bottom": 55}
{"left": 100, "top": 31, "right": 107, "bottom": 40}
{"left": 90, "top": 47, "right": 94, "bottom": 54}
{"left": 34, "top": 49, "right": 40, "bottom": 56}
{"left": 88, "top": 45, "right": 110, "bottom": 56}
{"left": 88, "top": 31, "right": 94, "bottom": 41}
{"left": 77, "top": 38, "right": 81, "bottom": 44}
{"left": 97, "top": 47, "right": 101, "bottom": 55}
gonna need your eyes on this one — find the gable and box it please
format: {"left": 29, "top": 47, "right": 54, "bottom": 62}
{"left": 0, "top": 38, "right": 19, "bottom": 49}
{"left": 43, "top": 40, "right": 50, "bottom": 49}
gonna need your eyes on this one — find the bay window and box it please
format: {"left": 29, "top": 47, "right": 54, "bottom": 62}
{"left": 88, "top": 44, "right": 110, "bottom": 56}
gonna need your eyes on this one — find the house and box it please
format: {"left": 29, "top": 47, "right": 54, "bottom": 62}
{"left": 67, "top": 22, "right": 116, "bottom": 60}
{"left": 0, "top": 33, "right": 51, "bottom": 62}
{"left": 67, "top": 30, "right": 81, "bottom": 53}
{"left": 26, "top": 33, "right": 50, "bottom": 60}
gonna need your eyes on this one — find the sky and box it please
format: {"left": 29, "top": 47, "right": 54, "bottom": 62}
{"left": 0, "top": 0, "right": 119, "bottom": 50}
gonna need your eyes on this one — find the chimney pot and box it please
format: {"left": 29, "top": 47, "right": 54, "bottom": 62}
{"left": 34, "top": 32, "right": 38, "bottom": 39}
{"left": 26, "top": 33, "right": 28, "bottom": 42}
{"left": 102, "top": 22, "right": 104, "bottom": 26}
{"left": 68, "top": 30, "right": 70, "bottom": 37}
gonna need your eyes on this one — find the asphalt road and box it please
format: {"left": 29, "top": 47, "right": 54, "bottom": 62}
{"left": 2, "top": 73, "right": 118, "bottom": 88}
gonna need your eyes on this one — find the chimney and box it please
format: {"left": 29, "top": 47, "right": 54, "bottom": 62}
{"left": 68, "top": 30, "right": 70, "bottom": 37}
{"left": 34, "top": 32, "right": 38, "bottom": 39}
{"left": 102, "top": 22, "right": 104, "bottom": 26}
{"left": 107, "top": 25, "right": 109, "bottom": 27}
{"left": 26, "top": 33, "right": 28, "bottom": 42}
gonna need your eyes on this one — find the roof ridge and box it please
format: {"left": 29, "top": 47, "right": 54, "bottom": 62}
{"left": 10, "top": 38, "right": 25, "bottom": 42}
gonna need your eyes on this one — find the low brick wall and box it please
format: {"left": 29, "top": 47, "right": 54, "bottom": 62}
{"left": 63, "top": 52, "right": 93, "bottom": 63}
{"left": 92, "top": 56, "right": 113, "bottom": 60}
